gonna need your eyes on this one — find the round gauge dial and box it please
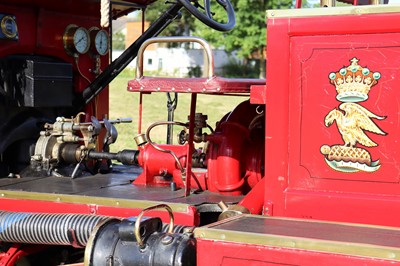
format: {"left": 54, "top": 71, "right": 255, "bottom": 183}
{"left": 73, "top": 27, "right": 90, "bottom": 54}
{"left": 91, "top": 29, "right": 109, "bottom": 56}
{"left": 63, "top": 25, "right": 90, "bottom": 55}
{"left": 1, "top": 15, "right": 18, "bottom": 39}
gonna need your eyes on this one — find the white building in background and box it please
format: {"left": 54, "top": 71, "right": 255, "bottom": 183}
{"left": 112, "top": 19, "right": 238, "bottom": 78}
{"left": 113, "top": 47, "right": 237, "bottom": 78}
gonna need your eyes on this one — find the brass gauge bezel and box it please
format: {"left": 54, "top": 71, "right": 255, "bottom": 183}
{"left": 63, "top": 24, "right": 90, "bottom": 56}
{"left": 1, "top": 15, "right": 18, "bottom": 39}
{"left": 89, "top": 27, "right": 109, "bottom": 56}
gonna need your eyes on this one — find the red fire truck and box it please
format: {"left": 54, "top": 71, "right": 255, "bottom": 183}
{"left": 0, "top": 0, "right": 400, "bottom": 265}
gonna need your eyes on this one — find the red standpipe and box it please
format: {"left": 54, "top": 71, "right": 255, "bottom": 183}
{"left": 207, "top": 122, "right": 249, "bottom": 196}
{"left": 206, "top": 100, "right": 264, "bottom": 196}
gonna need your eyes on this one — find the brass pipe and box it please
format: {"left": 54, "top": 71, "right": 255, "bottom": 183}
{"left": 320, "top": 0, "right": 335, "bottom": 7}
{"left": 369, "top": 0, "right": 384, "bottom": 4}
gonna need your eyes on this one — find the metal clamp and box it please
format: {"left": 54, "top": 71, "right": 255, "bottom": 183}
{"left": 134, "top": 204, "right": 175, "bottom": 248}
{"left": 135, "top": 36, "right": 215, "bottom": 79}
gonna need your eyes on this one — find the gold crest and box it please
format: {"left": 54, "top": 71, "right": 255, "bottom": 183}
{"left": 321, "top": 58, "right": 387, "bottom": 173}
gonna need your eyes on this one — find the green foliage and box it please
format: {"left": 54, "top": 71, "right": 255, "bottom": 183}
{"left": 300, "top": 0, "right": 313, "bottom": 8}
{"left": 193, "top": 1, "right": 263, "bottom": 58}
{"left": 144, "top": 0, "right": 293, "bottom": 56}
{"left": 187, "top": 65, "right": 202, "bottom": 77}
{"left": 220, "top": 59, "right": 259, "bottom": 78}
{"left": 193, "top": 0, "right": 292, "bottom": 57}
{"left": 142, "top": 1, "right": 292, "bottom": 78}
{"left": 112, "top": 31, "right": 125, "bottom": 50}
{"left": 145, "top": 1, "right": 196, "bottom": 46}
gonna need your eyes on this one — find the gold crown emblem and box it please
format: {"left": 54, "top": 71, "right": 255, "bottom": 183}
{"left": 329, "top": 57, "right": 381, "bottom": 103}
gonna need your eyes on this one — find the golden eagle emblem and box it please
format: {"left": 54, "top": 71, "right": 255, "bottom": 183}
{"left": 321, "top": 58, "right": 387, "bottom": 173}
{"left": 325, "top": 103, "right": 386, "bottom": 148}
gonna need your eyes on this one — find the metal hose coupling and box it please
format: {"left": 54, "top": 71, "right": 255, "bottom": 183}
{"left": 84, "top": 204, "right": 196, "bottom": 266}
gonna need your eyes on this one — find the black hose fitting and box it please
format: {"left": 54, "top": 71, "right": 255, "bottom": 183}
{"left": 87, "top": 149, "right": 139, "bottom": 165}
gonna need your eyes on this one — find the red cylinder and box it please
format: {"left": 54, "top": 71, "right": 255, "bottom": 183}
{"left": 209, "top": 122, "right": 249, "bottom": 195}
{"left": 205, "top": 100, "right": 265, "bottom": 196}
{"left": 134, "top": 143, "right": 188, "bottom": 185}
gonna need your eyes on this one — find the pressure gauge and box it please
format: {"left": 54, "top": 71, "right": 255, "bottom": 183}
{"left": 0, "top": 15, "right": 18, "bottom": 40}
{"left": 63, "top": 24, "right": 90, "bottom": 56}
{"left": 90, "top": 28, "right": 109, "bottom": 56}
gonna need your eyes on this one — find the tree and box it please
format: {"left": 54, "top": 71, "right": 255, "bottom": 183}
{"left": 143, "top": 0, "right": 293, "bottom": 77}
{"left": 144, "top": 1, "right": 196, "bottom": 46}
{"left": 193, "top": 0, "right": 292, "bottom": 78}
{"left": 112, "top": 31, "right": 125, "bottom": 50}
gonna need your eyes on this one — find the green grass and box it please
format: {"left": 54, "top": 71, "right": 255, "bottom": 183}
{"left": 109, "top": 69, "right": 248, "bottom": 152}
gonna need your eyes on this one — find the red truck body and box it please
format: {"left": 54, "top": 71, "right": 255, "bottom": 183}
{"left": 0, "top": 0, "right": 400, "bottom": 265}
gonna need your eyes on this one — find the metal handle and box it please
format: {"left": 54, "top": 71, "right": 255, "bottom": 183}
{"left": 135, "top": 36, "right": 215, "bottom": 79}
{"left": 134, "top": 204, "right": 175, "bottom": 248}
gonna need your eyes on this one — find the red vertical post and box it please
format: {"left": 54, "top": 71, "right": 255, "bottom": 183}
{"left": 185, "top": 93, "right": 197, "bottom": 196}
{"left": 138, "top": 92, "right": 143, "bottom": 134}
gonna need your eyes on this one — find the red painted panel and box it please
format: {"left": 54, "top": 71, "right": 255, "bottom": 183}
{"left": 265, "top": 11, "right": 400, "bottom": 226}
{"left": 250, "top": 85, "right": 266, "bottom": 104}
{"left": 264, "top": 18, "right": 291, "bottom": 217}
{"left": 293, "top": 35, "right": 400, "bottom": 185}
{"left": 0, "top": 3, "right": 109, "bottom": 93}
{"left": 196, "top": 239, "right": 400, "bottom": 266}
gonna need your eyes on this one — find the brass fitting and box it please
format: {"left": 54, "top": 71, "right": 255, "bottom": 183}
{"left": 217, "top": 201, "right": 250, "bottom": 221}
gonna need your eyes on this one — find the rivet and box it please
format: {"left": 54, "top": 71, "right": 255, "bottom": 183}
{"left": 161, "top": 235, "right": 174, "bottom": 245}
